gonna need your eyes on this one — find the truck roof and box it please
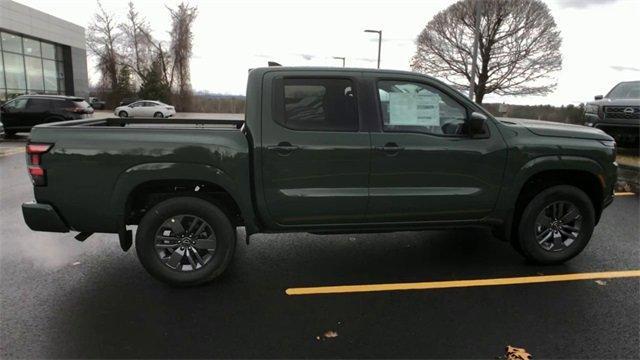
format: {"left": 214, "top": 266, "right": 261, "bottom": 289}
{"left": 249, "top": 66, "right": 438, "bottom": 79}
{"left": 13, "top": 94, "right": 85, "bottom": 101}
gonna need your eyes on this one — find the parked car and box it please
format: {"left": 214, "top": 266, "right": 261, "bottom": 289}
{"left": 114, "top": 100, "right": 176, "bottom": 118}
{"left": 1, "top": 95, "right": 93, "bottom": 136}
{"left": 22, "top": 67, "right": 617, "bottom": 286}
{"left": 88, "top": 97, "right": 107, "bottom": 110}
{"left": 119, "top": 97, "right": 139, "bottom": 106}
{"left": 584, "top": 80, "right": 639, "bottom": 148}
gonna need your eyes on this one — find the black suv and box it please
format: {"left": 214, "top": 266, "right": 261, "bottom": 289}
{"left": 584, "top": 80, "right": 639, "bottom": 148}
{"left": 1, "top": 95, "right": 93, "bottom": 136}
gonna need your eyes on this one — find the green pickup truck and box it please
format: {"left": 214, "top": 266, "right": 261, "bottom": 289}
{"left": 22, "top": 67, "right": 617, "bottom": 286}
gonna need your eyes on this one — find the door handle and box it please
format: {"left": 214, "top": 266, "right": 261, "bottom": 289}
{"left": 267, "top": 142, "right": 300, "bottom": 155}
{"left": 374, "top": 142, "right": 404, "bottom": 155}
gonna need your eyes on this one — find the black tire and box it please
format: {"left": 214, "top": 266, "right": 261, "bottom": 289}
{"left": 118, "top": 111, "right": 128, "bottom": 118}
{"left": 135, "top": 197, "right": 237, "bottom": 286}
{"left": 517, "top": 185, "right": 595, "bottom": 264}
{"left": 153, "top": 112, "right": 163, "bottom": 118}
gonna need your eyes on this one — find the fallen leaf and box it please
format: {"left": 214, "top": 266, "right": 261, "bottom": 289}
{"left": 506, "top": 345, "right": 532, "bottom": 360}
{"left": 323, "top": 330, "right": 338, "bottom": 339}
{"left": 595, "top": 280, "right": 607, "bottom": 286}
{"left": 72, "top": 261, "right": 81, "bottom": 266}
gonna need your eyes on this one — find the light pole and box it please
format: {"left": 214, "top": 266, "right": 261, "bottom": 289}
{"left": 364, "top": 29, "right": 381, "bottom": 69}
{"left": 333, "top": 56, "right": 346, "bottom": 67}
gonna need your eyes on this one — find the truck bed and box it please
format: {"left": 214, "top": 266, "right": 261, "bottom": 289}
{"left": 28, "top": 116, "right": 252, "bottom": 234}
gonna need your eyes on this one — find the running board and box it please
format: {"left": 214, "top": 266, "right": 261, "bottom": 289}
{"left": 74, "top": 232, "right": 93, "bottom": 242}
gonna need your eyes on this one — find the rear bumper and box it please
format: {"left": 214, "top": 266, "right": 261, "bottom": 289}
{"left": 22, "top": 202, "right": 69, "bottom": 232}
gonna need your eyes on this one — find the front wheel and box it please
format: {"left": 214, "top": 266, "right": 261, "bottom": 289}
{"left": 516, "top": 185, "right": 595, "bottom": 264}
{"left": 118, "top": 111, "right": 128, "bottom": 118}
{"left": 135, "top": 197, "right": 237, "bottom": 286}
{"left": 153, "top": 112, "right": 164, "bottom": 118}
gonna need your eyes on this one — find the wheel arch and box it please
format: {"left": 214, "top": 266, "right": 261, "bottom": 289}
{"left": 498, "top": 155, "right": 607, "bottom": 241}
{"left": 111, "top": 162, "right": 259, "bottom": 234}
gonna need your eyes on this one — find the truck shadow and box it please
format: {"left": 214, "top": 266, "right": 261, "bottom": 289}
{"left": 44, "top": 229, "right": 578, "bottom": 358}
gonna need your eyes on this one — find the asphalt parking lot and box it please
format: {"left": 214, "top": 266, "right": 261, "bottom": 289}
{"left": 1, "top": 134, "right": 639, "bottom": 359}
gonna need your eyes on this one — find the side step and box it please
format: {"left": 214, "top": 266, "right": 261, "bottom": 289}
{"left": 74, "top": 232, "right": 93, "bottom": 242}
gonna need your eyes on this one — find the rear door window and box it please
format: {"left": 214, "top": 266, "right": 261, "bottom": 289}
{"left": 26, "top": 98, "right": 51, "bottom": 111}
{"left": 277, "top": 78, "right": 358, "bottom": 132}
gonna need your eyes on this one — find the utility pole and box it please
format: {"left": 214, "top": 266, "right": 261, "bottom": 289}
{"left": 364, "top": 29, "right": 382, "bottom": 69}
{"left": 333, "top": 56, "right": 346, "bottom": 67}
{"left": 468, "top": 0, "right": 482, "bottom": 101}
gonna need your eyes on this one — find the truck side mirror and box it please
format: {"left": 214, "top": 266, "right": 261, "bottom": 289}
{"left": 594, "top": 95, "right": 603, "bottom": 100}
{"left": 469, "top": 112, "right": 487, "bottom": 136}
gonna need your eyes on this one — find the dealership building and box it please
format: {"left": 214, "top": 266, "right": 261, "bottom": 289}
{"left": 0, "top": 0, "right": 88, "bottom": 101}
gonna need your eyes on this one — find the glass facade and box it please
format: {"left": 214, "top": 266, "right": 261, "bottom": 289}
{"left": 0, "top": 31, "right": 67, "bottom": 101}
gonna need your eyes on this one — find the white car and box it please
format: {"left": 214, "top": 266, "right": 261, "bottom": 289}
{"left": 114, "top": 100, "right": 176, "bottom": 118}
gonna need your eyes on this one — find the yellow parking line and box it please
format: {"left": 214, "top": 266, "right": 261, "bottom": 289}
{"left": 285, "top": 270, "right": 640, "bottom": 296}
{"left": 615, "top": 192, "right": 636, "bottom": 196}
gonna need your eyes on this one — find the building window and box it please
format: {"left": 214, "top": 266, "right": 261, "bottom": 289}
{"left": 1, "top": 32, "right": 22, "bottom": 53}
{"left": 25, "top": 56, "right": 44, "bottom": 91}
{"left": 43, "top": 59, "right": 57, "bottom": 92}
{"left": 41, "top": 43, "right": 55, "bottom": 60}
{"left": 0, "top": 31, "right": 69, "bottom": 100}
{"left": 23, "top": 38, "right": 41, "bottom": 57}
{"left": 3, "top": 52, "right": 26, "bottom": 89}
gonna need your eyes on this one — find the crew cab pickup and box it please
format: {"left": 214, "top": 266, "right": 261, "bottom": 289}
{"left": 22, "top": 67, "right": 618, "bottom": 286}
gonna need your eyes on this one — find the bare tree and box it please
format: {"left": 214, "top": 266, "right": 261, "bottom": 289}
{"left": 411, "top": 0, "right": 562, "bottom": 104}
{"left": 119, "top": 1, "right": 155, "bottom": 85}
{"left": 141, "top": 31, "right": 173, "bottom": 87}
{"left": 87, "top": 1, "right": 121, "bottom": 90}
{"left": 167, "top": 2, "right": 198, "bottom": 111}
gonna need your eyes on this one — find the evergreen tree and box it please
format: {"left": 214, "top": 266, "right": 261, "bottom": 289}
{"left": 138, "top": 60, "right": 171, "bottom": 103}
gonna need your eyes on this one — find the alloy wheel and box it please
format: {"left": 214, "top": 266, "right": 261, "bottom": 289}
{"left": 154, "top": 214, "right": 217, "bottom": 271}
{"left": 534, "top": 201, "right": 582, "bottom": 252}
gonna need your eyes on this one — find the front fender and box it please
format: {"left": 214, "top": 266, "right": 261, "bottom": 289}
{"left": 494, "top": 155, "right": 606, "bottom": 240}
{"left": 110, "top": 162, "right": 258, "bottom": 234}
{"left": 514, "top": 155, "right": 605, "bottom": 190}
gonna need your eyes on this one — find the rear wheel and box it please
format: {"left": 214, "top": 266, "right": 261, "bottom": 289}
{"left": 516, "top": 185, "right": 595, "bottom": 264}
{"left": 118, "top": 111, "right": 128, "bottom": 118}
{"left": 153, "top": 112, "right": 164, "bottom": 118}
{"left": 135, "top": 197, "right": 237, "bottom": 286}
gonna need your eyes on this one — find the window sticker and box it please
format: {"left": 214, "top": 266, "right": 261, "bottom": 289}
{"left": 388, "top": 93, "right": 440, "bottom": 126}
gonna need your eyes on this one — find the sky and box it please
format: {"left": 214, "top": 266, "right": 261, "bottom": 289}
{"left": 14, "top": 0, "right": 640, "bottom": 105}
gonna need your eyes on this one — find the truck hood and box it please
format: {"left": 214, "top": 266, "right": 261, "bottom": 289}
{"left": 586, "top": 98, "right": 640, "bottom": 106}
{"left": 498, "top": 117, "right": 613, "bottom": 141}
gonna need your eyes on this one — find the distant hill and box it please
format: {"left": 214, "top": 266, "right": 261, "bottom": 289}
{"left": 483, "top": 103, "right": 585, "bottom": 124}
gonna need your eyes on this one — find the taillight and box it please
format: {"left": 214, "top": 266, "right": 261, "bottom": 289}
{"left": 26, "top": 143, "right": 52, "bottom": 186}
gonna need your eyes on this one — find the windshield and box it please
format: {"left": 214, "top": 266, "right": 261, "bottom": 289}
{"left": 607, "top": 81, "right": 640, "bottom": 99}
